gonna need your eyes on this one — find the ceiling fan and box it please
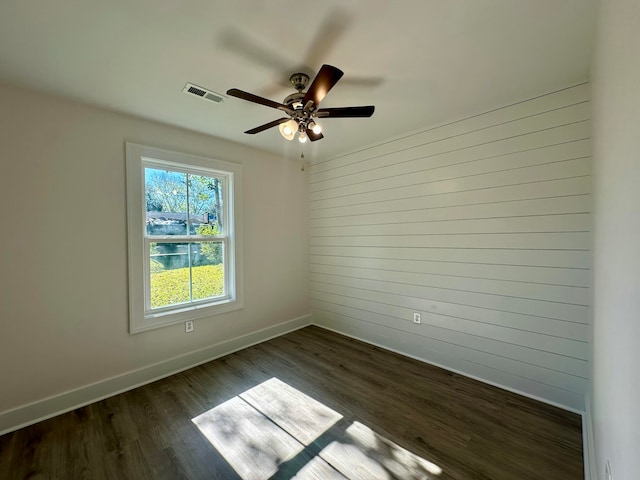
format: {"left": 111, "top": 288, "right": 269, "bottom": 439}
{"left": 226, "top": 64, "right": 375, "bottom": 143}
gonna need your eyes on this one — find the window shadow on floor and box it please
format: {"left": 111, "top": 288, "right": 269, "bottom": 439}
{"left": 192, "top": 377, "right": 443, "bottom": 480}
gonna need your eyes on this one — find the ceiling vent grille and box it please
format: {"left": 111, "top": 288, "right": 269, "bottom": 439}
{"left": 182, "top": 83, "right": 224, "bottom": 104}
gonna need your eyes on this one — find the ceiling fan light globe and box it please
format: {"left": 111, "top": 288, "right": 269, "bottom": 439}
{"left": 279, "top": 119, "right": 298, "bottom": 141}
{"left": 311, "top": 122, "right": 322, "bottom": 134}
{"left": 299, "top": 131, "right": 308, "bottom": 143}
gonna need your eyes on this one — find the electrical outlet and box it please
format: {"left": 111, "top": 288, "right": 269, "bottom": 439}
{"left": 413, "top": 312, "right": 421, "bottom": 324}
{"left": 605, "top": 460, "right": 612, "bottom": 480}
{"left": 185, "top": 321, "right": 194, "bottom": 333}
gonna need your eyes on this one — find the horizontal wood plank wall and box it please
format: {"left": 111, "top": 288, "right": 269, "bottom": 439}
{"left": 308, "top": 84, "right": 591, "bottom": 412}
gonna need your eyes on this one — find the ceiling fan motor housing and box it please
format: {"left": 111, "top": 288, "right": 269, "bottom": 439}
{"left": 283, "top": 91, "right": 314, "bottom": 130}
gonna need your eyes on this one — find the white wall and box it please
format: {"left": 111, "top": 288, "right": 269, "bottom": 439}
{"left": 591, "top": 0, "right": 640, "bottom": 477}
{"left": 310, "top": 84, "right": 591, "bottom": 411}
{"left": 0, "top": 83, "right": 309, "bottom": 419}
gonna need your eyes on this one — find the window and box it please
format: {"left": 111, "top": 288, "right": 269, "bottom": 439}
{"left": 126, "top": 143, "right": 243, "bottom": 333}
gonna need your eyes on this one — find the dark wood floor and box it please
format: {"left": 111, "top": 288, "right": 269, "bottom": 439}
{"left": 0, "top": 326, "right": 583, "bottom": 480}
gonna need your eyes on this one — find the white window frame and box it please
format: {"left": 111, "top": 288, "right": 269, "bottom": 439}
{"left": 126, "top": 143, "right": 243, "bottom": 334}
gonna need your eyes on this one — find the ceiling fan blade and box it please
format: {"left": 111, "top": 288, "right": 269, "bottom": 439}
{"left": 316, "top": 106, "right": 375, "bottom": 118}
{"left": 340, "top": 76, "right": 385, "bottom": 88}
{"left": 304, "top": 9, "right": 353, "bottom": 68}
{"left": 245, "top": 118, "right": 290, "bottom": 134}
{"left": 306, "top": 128, "right": 324, "bottom": 142}
{"left": 227, "top": 88, "right": 292, "bottom": 114}
{"left": 219, "top": 29, "right": 292, "bottom": 73}
{"left": 303, "top": 64, "right": 344, "bottom": 107}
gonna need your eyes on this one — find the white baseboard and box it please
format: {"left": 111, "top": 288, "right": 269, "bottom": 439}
{"left": 311, "top": 320, "right": 584, "bottom": 415}
{"left": 583, "top": 395, "right": 598, "bottom": 480}
{"left": 313, "top": 318, "right": 594, "bottom": 478}
{"left": 0, "top": 314, "right": 312, "bottom": 436}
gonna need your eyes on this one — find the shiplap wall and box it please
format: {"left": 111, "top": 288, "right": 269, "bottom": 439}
{"left": 309, "top": 84, "right": 590, "bottom": 411}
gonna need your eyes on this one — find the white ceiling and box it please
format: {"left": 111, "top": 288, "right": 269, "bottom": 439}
{"left": 0, "top": 0, "right": 597, "bottom": 161}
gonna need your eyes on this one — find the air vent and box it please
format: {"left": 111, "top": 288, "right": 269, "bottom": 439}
{"left": 182, "top": 83, "right": 224, "bottom": 104}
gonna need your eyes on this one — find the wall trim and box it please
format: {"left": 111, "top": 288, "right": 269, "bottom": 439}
{"left": 312, "top": 321, "right": 584, "bottom": 415}
{"left": 0, "top": 314, "right": 312, "bottom": 436}
{"left": 582, "top": 394, "right": 597, "bottom": 480}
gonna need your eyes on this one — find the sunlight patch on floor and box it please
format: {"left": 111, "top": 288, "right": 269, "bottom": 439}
{"left": 192, "top": 377, "right": 442, "bottom": 479}
{"left": 193, "top": 394, "right": 304, "bottom": 480}
{"left": 319, "top": 421, "right": 443, "bottom": 479}
{"left": 238, "top": 377, "right": 343, "bottom": 446}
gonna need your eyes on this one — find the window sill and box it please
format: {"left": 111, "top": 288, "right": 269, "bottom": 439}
{"left": 129, "top": 299, "right": 244, "bottom": 334}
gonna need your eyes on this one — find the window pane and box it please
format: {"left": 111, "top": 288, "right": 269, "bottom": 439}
{"left": 188, "top": 174, "right": 224, "bottom": 235}
{"left": 145, "top": 168, "right": 188, "bottom": 236}
{"left": 150, "top": 242, "right": 190, "bottom": 309}
{"left": 192, "top": 242, "right": 225, "bottom": 301}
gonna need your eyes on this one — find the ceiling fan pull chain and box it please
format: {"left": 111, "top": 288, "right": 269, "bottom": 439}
{"left": 300, "top": 149, "right": 305, "bottom": 171}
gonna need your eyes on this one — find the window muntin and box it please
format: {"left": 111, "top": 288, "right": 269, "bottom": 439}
{"left": 126, "top": 143, "right": 243, "bottom": 333}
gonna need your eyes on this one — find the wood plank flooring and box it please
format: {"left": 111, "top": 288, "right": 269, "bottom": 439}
{"left": 0, "top": 326, "right": 583, "bottom": 480}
